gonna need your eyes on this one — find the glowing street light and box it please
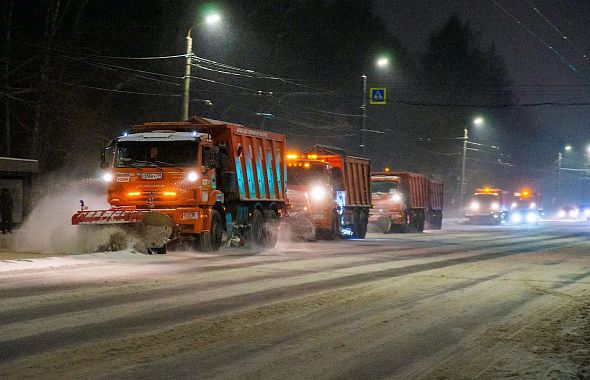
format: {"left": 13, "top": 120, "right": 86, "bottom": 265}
{"left": 205, "top": 13, "right": 222, "bottom": 25}
{"left": 376, "top": 57, "right": 389, "bottom": 68}
{"left": 460, "top": 116, "right": 486, "bottom": 208}
{"left": 473, "top": 116, "right": 484, "bottom": 127}
{"left": 360, "top": 55, "right": 392, "bottom": 155}
{"left": 564, "top": 144, "right": 573, "bottom": 152}
{"left": 182, "top": 10, "right": 223, "bottom": 120}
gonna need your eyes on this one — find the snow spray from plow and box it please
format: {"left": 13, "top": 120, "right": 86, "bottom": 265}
{"left": 72, "top": 210, "right": 174, "bottom": 254}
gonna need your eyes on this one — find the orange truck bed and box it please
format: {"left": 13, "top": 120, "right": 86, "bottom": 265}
{"left": 193, "top": 120, "right": 288, "bottom": 202}
{"left": 307, "top": 145, "right": 371, "bottom": 207}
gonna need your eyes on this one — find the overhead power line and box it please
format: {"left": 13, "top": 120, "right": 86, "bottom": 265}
{"left": 488, "top": 0, "right": 578, "bottom": 73}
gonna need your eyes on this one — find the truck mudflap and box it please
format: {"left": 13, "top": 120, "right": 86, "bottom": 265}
{"left": 72, "top": 209, "right": 174, "bottom": 252}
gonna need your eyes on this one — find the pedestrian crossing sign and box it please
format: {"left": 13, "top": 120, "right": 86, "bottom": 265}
{"left": 370, "top": 87, "right": 387, "bottom": 104}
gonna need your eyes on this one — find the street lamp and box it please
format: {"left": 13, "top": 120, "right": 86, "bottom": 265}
{"left": 557, "top": 144, "right": 574, "bottom": 206}
{"left": 360, "top": 55, "right": 390, "bottom": 156}
{"left": 182, "top": 11, "right": 222, "bottom": 120}
{"left": 459, "top": 117, "right": 485, "bottom": 209}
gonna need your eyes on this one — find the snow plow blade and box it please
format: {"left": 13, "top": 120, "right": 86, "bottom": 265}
{"left": 72, "top": 209, "right": 174, "bottom": 253}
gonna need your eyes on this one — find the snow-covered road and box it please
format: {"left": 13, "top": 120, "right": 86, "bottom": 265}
{"left": 1, "top": 221, "right": 589, "bottom": 379}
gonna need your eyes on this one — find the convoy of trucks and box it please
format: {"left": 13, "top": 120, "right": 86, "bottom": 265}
{"left": 465, "top": 187, "right": 542, "bottom": 225}
{"left": 71, "top": 115, "right": 554, "bottom": 253}
{"left": 284, "top": 145, "right": 371, "bottom": 240}
{"left": 369, "top": 171, "right": 443, "bottom": 233}
{"left": 72, "top": 117, "right": 288, "bottom": 254}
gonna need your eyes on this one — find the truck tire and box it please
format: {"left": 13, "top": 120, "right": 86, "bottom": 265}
{"left": 417, "top": 210, "right": 425, "bottom": 232}
{"left": 248, "top": 209, "right": 265, "bottom": 247}
{"left": 198, "top": 210, "right": 223, "bottom": 252}
{"left": 329, "top": 210, "right": 341, "bottom": 240}
{"left": 352, "top": 210, "right": 368, "bottom": 239}
{"left": 262, "top": 209, "right": 279, "bottom": 248}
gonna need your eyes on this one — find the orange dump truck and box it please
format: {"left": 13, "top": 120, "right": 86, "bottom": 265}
{"left": 465, "top": 187, "right": 511, "bottom": 224}
{"left": 285, "top": 145, "right": 371, "bottom": 239}
{"left": 72, "top": 117, "right": 288, "bottom": 253}
{"left": 370, "top": 171, "right": 443, "bottom": 232}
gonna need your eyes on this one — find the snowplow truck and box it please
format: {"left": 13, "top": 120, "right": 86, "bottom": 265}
{"left": 72, "top": 117, "right": 288, "bottom": 254}
{"left": 507, "top": 188, "right": 542, "bottom": 225}
{"left": 285, "top": 145, "right": 371, "bottom": 239}
{"left": 465, "top": 187, "right": 511, "bottom": 225}
{"left": 370, "top": 171, "right": 443, "bottom": 233}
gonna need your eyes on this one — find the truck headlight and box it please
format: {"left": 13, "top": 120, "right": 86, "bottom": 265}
{"left": 526, "top": 212, "right": 538, "bottom": 224}
{"left": 490, "top": 202, "right": 499, "bottom": 211}
{"left": 470, "top": 201, "right": 480, "bottom": 211}
{"left": 187, "top": 172, "right": 198, "bottom": 182}
{"left": 557, "top": 210, "right": 566, "bottom": 218}
{"left": 391, "top": 193, "right": 402, "bottom": 202}
{"left": 510, "top": 212, "right": 522, "bottom": 223}
{"left": 310, "top": 186, "right": 327, "bottom": 201}
{"left": 102, "top": 172, "right": 113, "bottom": 182}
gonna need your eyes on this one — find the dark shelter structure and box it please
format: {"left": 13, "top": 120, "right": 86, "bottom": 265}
{"left": 0, "top": 157, "right": 38, "bottom": 225}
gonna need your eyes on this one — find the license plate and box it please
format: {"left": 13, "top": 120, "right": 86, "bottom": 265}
{"left": 141, "top": 173, "right": 163, "bottom": 180}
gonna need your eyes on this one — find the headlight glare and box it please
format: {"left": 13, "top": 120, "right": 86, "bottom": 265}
{"left": 187, "top": 172, "right": 198, "bottom": 182}
{"left": 310, "top": 186, "right": 327, "bottom": 201}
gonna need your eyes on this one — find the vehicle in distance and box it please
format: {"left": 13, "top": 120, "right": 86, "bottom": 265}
{"left": 465, "top": 187, "right": 510, "bottom": 225}
{"left": 370, "top": 170, "right": 443, "bottom": 233}
{"left": 508, "top": 188, "right": 541, "bottom": 225}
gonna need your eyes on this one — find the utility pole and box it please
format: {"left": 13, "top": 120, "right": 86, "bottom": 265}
{"left": 557, "top": 152, "right": 563, "bottom": 206}
{"left": 360, "top": 74, "right": 367, "bottom": 156}
{"left": 182, "top": 30, "right": 193, "bottom": 120}
{"left": 460, "top": 128, "right": 468, "bottom": 209}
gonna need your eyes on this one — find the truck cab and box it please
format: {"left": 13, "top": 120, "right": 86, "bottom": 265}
{"left": 286, "top": 154, "right": 342, "bottom": 240}
{"left": 466, "top": 187, "right": 510, "bottom": 225}
{"left": 508, "top": 188, "right": 542, "bottom": 225}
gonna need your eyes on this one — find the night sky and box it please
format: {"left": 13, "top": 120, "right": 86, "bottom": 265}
{"left": 377, "top": 0, "right": 590, "bottom": 143}
{"left": 3, "top": 0, "right": 590, "bottom": 205}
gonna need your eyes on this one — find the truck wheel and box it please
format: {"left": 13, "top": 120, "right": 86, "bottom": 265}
{"left": 248, "top": 209, "right": 264, "bottom": 247}
{"left": 417, "top": 210, "right": 425, "bottom": 232}
{"left": 147, "top": 246, "right": 167, "bottom": 255}
{"left": 330, "top": 211, "right": 341, "bottom": 240}
{"left": 376, "top": 216, "right": 392, "bottom": 234}
{"left": 198, "top": 210, "right": 223, "bottom": 252}
{"left": 353, "top": 210, "right": 368, "bottom": 239}
{"left": 358, "top": 219, "right": 368, "bottom": 239}
{"left": 262, "top": 210, "right": 278, "bottom": 248}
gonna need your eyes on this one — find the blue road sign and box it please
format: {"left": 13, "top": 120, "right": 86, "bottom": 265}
{"left": 369, "top": 87, "right": 387, "bottom": 104}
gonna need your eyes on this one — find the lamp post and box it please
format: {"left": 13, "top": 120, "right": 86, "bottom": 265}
{"left": 556, "top": 144, "right": 573, "bottom": 206}
{"left": 360, "top": 56, "right": 390, "bottom": 156}
{"left": 459, "top": 116, "right": 485, "bottom": 209}
{"left": 182, "top": 11, "right": 222, "bottom": 120}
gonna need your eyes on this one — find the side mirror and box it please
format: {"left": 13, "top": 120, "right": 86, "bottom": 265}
{"left": 101, "top": 140, "right": 114, "bottom": 169}
{"left": 100, "top": 147, "right": 107, "bottom": 169}
{"left": 207, "top": 146, "right": 221, "bottom": 169}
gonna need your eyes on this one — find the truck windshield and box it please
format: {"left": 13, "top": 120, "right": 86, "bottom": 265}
{"left": 288, "top": 165, "right": 329, "bottom": 185}
{"left": 474, "top": 193, "right": 499, "bottom": 202}
{"left": 115, "top": 141, "right": 199, "bottom": 168}
{"left": 371, "top": 180, "right": 398, "bottom": 193}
